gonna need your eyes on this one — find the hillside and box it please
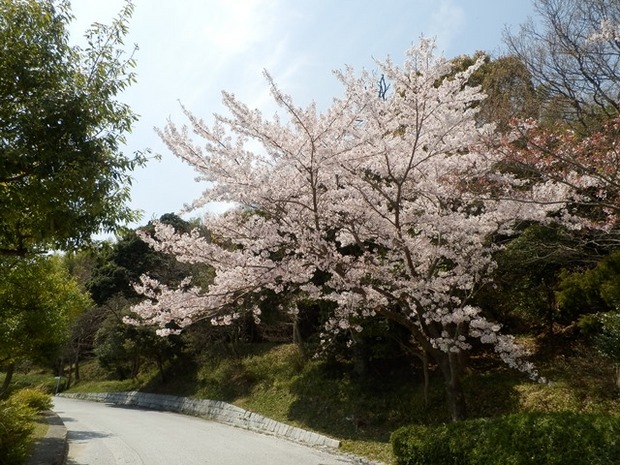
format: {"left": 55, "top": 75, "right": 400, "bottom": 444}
{"left": 55, "top": 338, "right": 620, "bottom": 464}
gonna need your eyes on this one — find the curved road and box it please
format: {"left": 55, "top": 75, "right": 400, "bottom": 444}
{"left": 54, "top": 397, "right": 362, "bottom": 465}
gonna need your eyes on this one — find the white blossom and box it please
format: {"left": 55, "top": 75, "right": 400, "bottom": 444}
{"left": 131, "top": 39, "right": 561, "bottom": 384}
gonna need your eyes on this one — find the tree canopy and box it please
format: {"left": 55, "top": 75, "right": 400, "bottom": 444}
{"left": 504, "top": 0, "right": 620, "bottom": 132}
{"left": 0, "top": 0, "right": 144, "bottom": 256}
{"left": 0, "top": 255, "right": 91, "bottom": 393}
{"left": 128, "top": 39, "right": 578, "bottom": 420}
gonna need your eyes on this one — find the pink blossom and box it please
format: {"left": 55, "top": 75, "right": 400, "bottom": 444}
{"left": 130, "top": 39, "right": 561, "bottom": 384}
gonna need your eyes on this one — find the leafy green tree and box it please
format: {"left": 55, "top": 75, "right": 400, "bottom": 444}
{"left": 94, "top": 296, "right": 182, "bottom": 382}
{"left": 478, "top": 224, "right": 598, "bottom": 335}
{"left": 557, "top": 250, "right": 620, "bottom": 317}
{"left": 584, "top": 312, "right": 620, "bottom": 388}
{"left": 88, "top": 214, "right": 198, "bottom": 305}
{"left": 84, "top": 215, "right": 201, "bottom": 381}
{"left": 62, "top": 305, "right": 106, "bottom": 387}
{"left": 58, "top": 249, "right": 103, "bottom": 386}
{"left": 450, "top": 53, "right": 540, "bottom": 132}
{"left": 0, "top": 0, "right": 144, "bottom": 256}
{"left": 0, "top": 255, "right": 91, "bottom": 394}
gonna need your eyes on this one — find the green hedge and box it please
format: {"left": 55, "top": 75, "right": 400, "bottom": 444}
{"left": 9, "top": 388, "right": 52, "bottom": 413}
{"left": 0, "top": 397, "right": 36, "bottom": 465}
{"left": 391, "top": 412, "right": 620, "bottom": 465}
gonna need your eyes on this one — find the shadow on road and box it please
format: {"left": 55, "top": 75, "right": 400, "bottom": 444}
{"left": 66, "top": 458, "right": 86, "bottom": 465}
{"left": 68, "top": 429, "right": 111, "bottom": 442}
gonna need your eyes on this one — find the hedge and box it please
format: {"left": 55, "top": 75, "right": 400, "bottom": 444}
{"left": 9, "top": 388, "right": 53, "bottom": 413}
{"left": 0, "top": 397, "right": 36, "bottom": 465}
{"left": 391, "top": 412, "right": 620, "bottom": 465}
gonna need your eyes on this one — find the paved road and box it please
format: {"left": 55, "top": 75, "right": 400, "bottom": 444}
{"left": 53, "top": 397, "right": 361, "bottom": 465}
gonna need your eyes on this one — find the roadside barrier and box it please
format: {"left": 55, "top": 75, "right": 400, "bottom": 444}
{"left": 58, "top": 392, "right": 340, "bottom": 448}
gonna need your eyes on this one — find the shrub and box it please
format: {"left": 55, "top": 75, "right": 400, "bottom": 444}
{"left": 9, "top": 388, "right": 53, "bottom": 413}
{"left": 391, "top": 412, "right": 620, "bottom": 465}
{"left": 0, "top": 398, "right": 36, "bottom": 465}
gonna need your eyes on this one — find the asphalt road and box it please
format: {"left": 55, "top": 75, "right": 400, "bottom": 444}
{"left": 53, "top": 397, "right": 362, "bottom": 465}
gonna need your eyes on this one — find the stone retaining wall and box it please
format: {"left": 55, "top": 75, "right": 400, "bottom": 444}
{"left": 58, "top": 392, "right": 340, "bottom": 448}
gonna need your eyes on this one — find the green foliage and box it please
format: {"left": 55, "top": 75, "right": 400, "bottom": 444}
{"left": 0, "top": 0, "right": 144, "bottom": 255}
{"left": 9, "top": 388, "right": 52, "bottom": 413}
{"left": 557, "top": 251, "right": 620, "bottom": 318}
{"left": 0, "top": 396, "right": 36, "bottom": 465}
{"left": 450, "top": 53, "right": 540, "bottom": 132}
{"left": 94, "top": 307, "right": 182, "bottom": 381}
{"left": 480, "top": 224, "right": 588, "bottom": 331}
{"left": 0, "top": 255, "right": 91, "bottom": 367}
{"left": 88, "top": 214, "right": 198, "bottom": 305}
{"left": 578, "top": 311, "right": 620, "bottom": 364}
{"left": 391, "top": 412, "right": 620, "bottom": 465}
{"left": 62, "top": 341, "right": 620, "bottom": 465}
{"left": 515, "top": 343, "right": 620, "bottom": 416}
{"left": 0, "top": 369, "right": 56, "bottom": 396}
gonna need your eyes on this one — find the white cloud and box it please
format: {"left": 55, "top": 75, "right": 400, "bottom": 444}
{"left": 66, "top": 0, "right": 535, "bottom": 224}
{"left": 428, "top": 0, "right": 466, "bottom": 53}
{"left": 205, "top": 0, "right": 279, "bottom": 54}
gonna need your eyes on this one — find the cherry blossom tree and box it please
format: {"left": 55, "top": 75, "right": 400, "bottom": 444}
{"left": 129, "top": 39, "right": 568, "bottom": 420}
{"left": 497, "top": 116, "right": 620, "bottom": 234}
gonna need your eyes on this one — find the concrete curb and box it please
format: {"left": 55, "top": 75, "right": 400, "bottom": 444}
{"left": 58, "top": 391, "right": 341, "bottom": 449}
{"left": 26, "top": 411, "right": 68, "bottom": 465}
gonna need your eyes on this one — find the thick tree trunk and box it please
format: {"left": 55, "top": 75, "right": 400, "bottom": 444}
{"left": 375, "top": 307, "right": 468, "bottom": 420}
{"left": 1, "top": 362, "right": 16, "bottom": 397}
{"left": 292, "top": 315, "right": 307, "bottom": 357}
{"left": 436, "top": 351, "right": 467, "bottom": 421}
{"left": 131, "top": 356, "right": 140, "bottom": 379}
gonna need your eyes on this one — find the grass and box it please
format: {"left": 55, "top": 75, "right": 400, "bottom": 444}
{"left": 16, "top": 338, "right": 620, "bottom": 465}
{"left": 3, "top": 370, "right": 59, "bottom": 395}
{"left": 32, "top": 419, "right": 49, "bottom": 439}
{"left": 27, "top": 415, "right": 50, "bottom": 457}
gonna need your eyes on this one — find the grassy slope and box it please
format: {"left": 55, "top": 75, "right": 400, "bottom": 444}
{"left": 54, "top": 339, "right": 620, "bottom": 465}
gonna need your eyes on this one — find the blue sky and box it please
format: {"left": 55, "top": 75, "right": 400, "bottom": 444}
{"left": 69, "top": 0, "right": 536, "bottom": 226}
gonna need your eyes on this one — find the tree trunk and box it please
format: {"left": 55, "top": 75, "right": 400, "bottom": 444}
{"left": 436, "top": 351, "right": 467, "bottom": 421}
{"left": 74, "top": 342, "right": 81, "bottom": 382}
{"left": 292, "top": 315, "right": 307, "bottom": 357}
{"left": 422, "top": 349, "right": 430, "bottom": 408}
{"left": 1, "top": 362, "right": 16, "bottom": 397}
{"left": 352, "top": 342, "right": 368, "bottom": 376}
{"left": 544, "top": 280, "right": 557, "bottom": 336}
{"left": 66, "top": 362, "right": 73, "bottom": 390}
{"left": 156, "top": 354, "right": 166, "bottom": 383}
{"left": 131, "top": 356, "right": 140, "bottom": 379}
{"left": 292, "top": 315, "right": 302, "bottom": 345}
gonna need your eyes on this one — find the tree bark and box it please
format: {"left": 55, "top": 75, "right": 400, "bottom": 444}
{"left": 422, "top": 349, "right": 430, "bottom": 408}
{"left": 74, "top": 342, "right": 81, "bottom": 382}
{"left": 131, "top": 356, "right": 140, "bottom": 379}
{"left": 377, "top": 306, "right": 469, "bottom": 420}
{"left": 0, "top": 362, "right": 16, "bottom": 397}
{"left": 66, "top": 362, "right": 73, "bottom": 390}
{"left": 436, "top": 351, "right": 467, "bottom": 421}
{"left": 156, "top": 354, "right": 166, "bottom": 383}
